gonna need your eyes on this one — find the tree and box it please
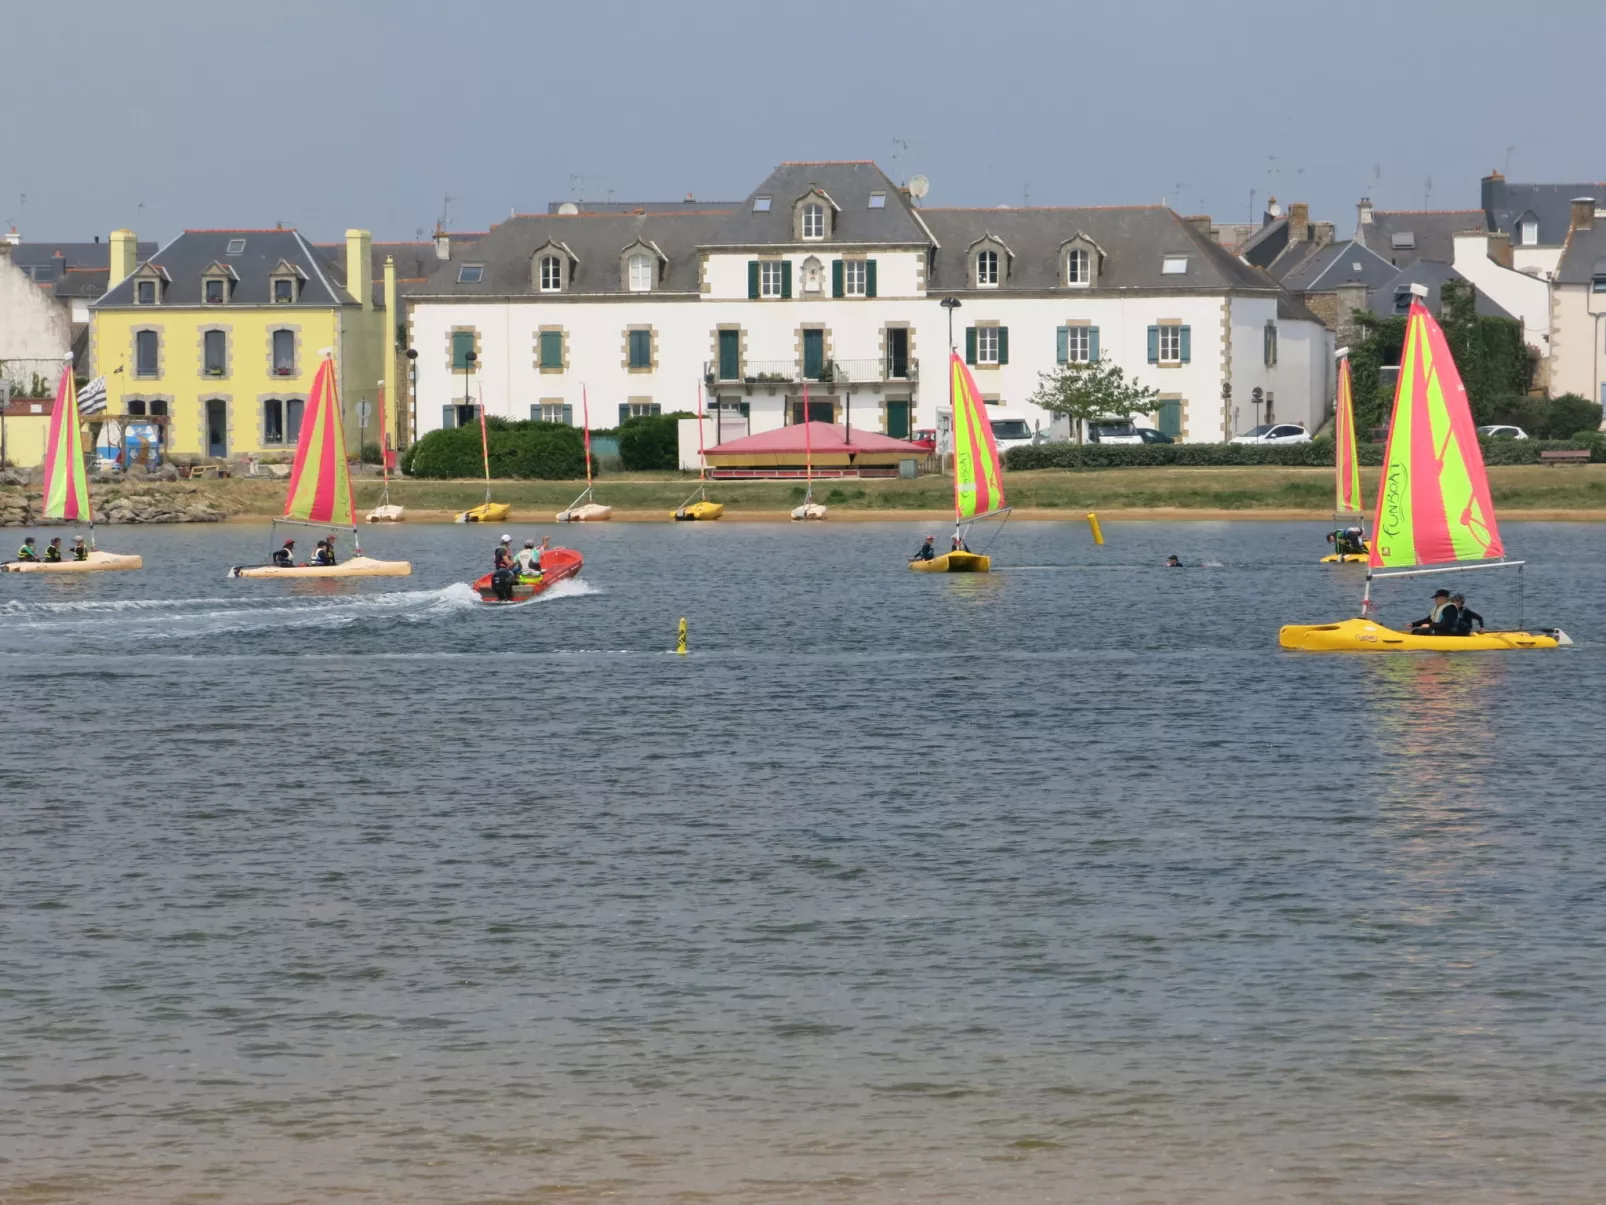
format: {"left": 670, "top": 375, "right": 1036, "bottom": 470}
{"left": 1025, "top": 359, "right": 1158, "bottom": 443}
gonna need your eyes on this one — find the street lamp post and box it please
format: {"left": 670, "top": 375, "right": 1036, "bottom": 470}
{"left": 405, "top": 347, "right": 419, "bottom": 446}
{"left": 940, "top": 297, "right": 962, "bottom": 454}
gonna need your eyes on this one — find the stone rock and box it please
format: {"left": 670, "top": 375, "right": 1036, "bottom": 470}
{"left": 125, "top": 463, "right": 149, "bottom": 482}
{"left": 0, "top": 469, "right": 29, "bottom": 487}
{"left": 152, "top": 464, "right": 180, "bottom": 482}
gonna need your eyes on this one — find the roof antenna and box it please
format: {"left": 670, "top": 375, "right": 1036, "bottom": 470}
{"left": 1424, "top": 175, "right": 1432, "bottom": 210}
{"left": 438, "top": 192, "right": 455, "bottom": 230}
{"left": 1022, "top": 181, "right": 1030, "bottom": 207}
{"left": 1504, "top": 145, "right": 1516, "bottom": 176}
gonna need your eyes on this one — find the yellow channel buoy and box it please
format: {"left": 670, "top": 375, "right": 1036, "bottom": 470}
{"left": 1087, "top": 512, "right": 1104, "bottom": 546}
{"left": 676, "top": 617, "right": 688, "bottom": 655}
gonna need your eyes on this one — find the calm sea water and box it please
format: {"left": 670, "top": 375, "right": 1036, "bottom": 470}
{"left": 2, "top": 519, "right": 1604, "bottom": 1204}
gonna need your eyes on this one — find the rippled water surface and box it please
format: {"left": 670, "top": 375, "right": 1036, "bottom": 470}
{"left": 3, "top": 520, "right": 1604, "bottom": 1204}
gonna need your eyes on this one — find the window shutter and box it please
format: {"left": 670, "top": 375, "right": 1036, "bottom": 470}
{"left": 1089, "top": 326, "right": 1100, "bottom": 361}
{"left": 1056, "top": 326, "right": 1068, "bottom": 364}
{"left": 965, "top": 327, "right": 977, "bottom": 365}
{"left": 865, "top": 260, "right": 877, "bottom": 298}
{"left": 529, "top": 404, "right": 540, "bottom": 422}
{"left": 1180, "top": 326, "right": 1191, "bottom": 363}
{"left": 618, "top": 402, "right": 630, "bottom": 425}
{"left": 563, "top": 405, "right": 573, "bottom": 426}
{"left": 781, "top": 261, "right": 793, "bottom": 299}
{"left": 748, "top": 261, "right": 760, "bottom": 299}
{"left": 1147, "top": 326, "right": 1159, "bottom": 363}
{"left": 831, "top": 260, "right": 844, "bottom": 298}
{"left": 998, "top": 327, "right": 1009, "bottom": 365}
{"left": 442, "top": 404, "right": 456, "bottom": 430}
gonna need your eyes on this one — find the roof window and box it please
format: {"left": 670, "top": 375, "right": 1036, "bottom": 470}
{"left": 226, "top": 238, "right": 247, "bottom": 255}
{"left": 1391, "top": 232, "right": 1415, "bottom": 250}
{"left": 1161, "top": 256, "right": 1188, "bottom": 275}
{"left": 752, "top": 196, "right": 772, "bottom": 213}
{"left": 868, "top": 192, "right": 886, "bottom": 209}
{"left": 457, "top": 264, "right": 485, "bottom": 284}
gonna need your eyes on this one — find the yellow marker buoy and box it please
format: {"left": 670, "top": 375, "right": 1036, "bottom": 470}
{"left": 676, "top": 617, "right": 688, "bottom": 655}
{"left": 1087, "top": 511, "right": 1104, "bottom": 546}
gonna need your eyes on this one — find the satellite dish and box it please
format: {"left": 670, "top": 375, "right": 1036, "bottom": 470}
{"left": 907, "top": 175, "right": 930, "bottom": 199}
{"left": 1267, "top": 199, "right": 1283, "bottom": 218}
{"left": 558, "top": 201, "right": 579, "bottom": 215}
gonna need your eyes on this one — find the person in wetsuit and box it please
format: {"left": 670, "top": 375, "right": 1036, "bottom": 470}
{"left": 271, "top": 539, "right": 296, "bottom": 568}
{"left": 71, "top": 537, "right": 88, "bottom": 562}
{"left": 322, "top": 535, "right": 339, "bottom": 565}
{"left": 1409, "top": 589, "right": 1460, "bottom": 635}
{"left": 44, "top": 537, "right": 63, "bottom": 563}
{"left": 15, "top": 536, "right": 39, "bottom": 562}
{"left": 913, "top": 535, "right": 936, "bottom": 562}
{"left": 1326, "top": 527, "right": 1366, "bottom": 557}
{"left": 491, "top": 535, "right": 517, "bottom": 600}
{"left": 951, "top": 530, "right": 971, "bottom": 553}
{"left": 1451, "top": 593, "right": 1485, "bottom": 636}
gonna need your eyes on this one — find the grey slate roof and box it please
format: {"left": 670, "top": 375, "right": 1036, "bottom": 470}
{"left": 5, "top": 239, "right": 158, "bottom": 299}
{"left": 1555, "top": 220, "right": 1606, "bottom": 284}
{"left": 704, "top": 161, "right": 930, "bottom": 247}
{"left": 546, "top": 199, "right": 737, "bottom": 215}
{"left": 413, "top": 211, "right": 729, "bottom": 296}
{"left": 314, "top": 238, "right": 486, "bottom": 300}
{"left": 97, "top": 230, "right": 355, "bottom": 308}
{"left": 1366, "top": 261, "right": 1514, "bottom": 322}
{"left": 920, "top": 205, "right": 1276, "bottom": 292}
{"left": 1239, "top": 216, "right": 1290, "bottom": 268}
{"left": 1483, "top": 177, "right": 1606, "bottom": 246}
{"left": 1358, "top": 210, "right": 1485, "bottom": 266}
{"left": 1278, "top": 239, "right": 1397, "bottom": 293}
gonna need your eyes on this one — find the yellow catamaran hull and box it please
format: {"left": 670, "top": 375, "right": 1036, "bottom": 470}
{"left": 1279, "top": 618, "right": 1562, "bottom": 652}
{"left": 909, "top": 550, "right": 990, "bottom": 573}
{"left": 233, "top": 556, "right": 412, "bottom": 579}
{"left": 1319, "top": 553, "right": 1369, "bottom": 564}
{"left": 673, "top": 501, "right": 723, "bottom": 521}
{"left": 3, "top": 550, "right": 143, "bottom": 573}
{"left": 456, "top": 502, "right": 511, "bottom": 524}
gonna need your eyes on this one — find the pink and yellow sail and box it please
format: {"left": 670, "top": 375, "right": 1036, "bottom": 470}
{"left": 283, "top": 355, "right": 355, "bottom": 525}
{"left": 41, "top": 362, "right": 90, "bottom": 522}
{"left": 1369, "top": 299, "right": 1503, "bottom": 570}
{"left": 950, "top": 352, "right": 1006, "bottom": 520}
{"left": 1334, "top": 355, "right": 1363, "bottom": 516}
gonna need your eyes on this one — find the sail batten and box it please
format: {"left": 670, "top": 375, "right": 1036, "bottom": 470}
{"left": 42, "top": 363, "right": 90, "bottom": 523}
{"left": 1334, "top": 356, "right": 1363, "bottom": 515}
{"left": 283, "top": 356, "right": 355, "bottom": 526}
{"left": 950, "top": 353, "right": 1006, "bottom": 521}
{"left": 1368, "top": 300, "right": 1502, "bottom": 570}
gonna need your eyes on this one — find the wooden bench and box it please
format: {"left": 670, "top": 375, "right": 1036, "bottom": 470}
{"left": 1539, "top": 449, "right": 1592, "bottom": 465}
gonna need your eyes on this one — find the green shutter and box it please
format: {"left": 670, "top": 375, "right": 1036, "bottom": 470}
{"left": 997, "top": 327, "right": 1009, "bottom": 365}
{"left": 781, "top": 261, "right": 792, "bottom": 299}
{"left": 540, "top": 330, "right": 563, "bottom": 369}
{"left": 1089, "top": 326, "right": 1100, "bottom": 361}
{"left": 442, "top": 404, "right": 456, "bottom": 430}
{"left": 718, "top": 330, "right": 740, "bottom": 380}
{"left": 1179, "top": 326, "right": 1191, "bottom": 363}
{"left": 865, "top": 260, "right": 877, "bottom": 298}
{"left": 886, "top": 399, "right": 909, "bottom": 439}
{"left": 451, "top": 330, "right": 474, "bottom": 369}
{"left": 965, "top": 327, "right": 977, "bottom": 365}
{"left": 1147, "top": 326, "right": 1159, "bottom": 363}
{"left": 618, "top": 402, "right": 629, "bottom": 425}
{"left": 1056, "top": 326, "right": 1068, "bottom": 364}
{"left": 748, "top": 261, "right": 760, "bottom": 299}
{"left": 832, "top": 260, "right": 844, "bottom": 298}
{"left": 629, "top": 330, "right": 651, "bottom": 369}
{"left": 739, "top": 401, "right": 750, "bottom": 418}
{"left": 1158, "top": 399, "right": 1182, "bottom": 437}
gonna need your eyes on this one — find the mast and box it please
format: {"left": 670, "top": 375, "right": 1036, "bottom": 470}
{"left": 582, "top": 384, "right": 594, "bottom": 499}
{"left": 696, "top": 377, "right": 707, "bottom": 489}
{"left": 376, "top": 377, "right": 392, "bottom": 508}
{"left": 802, "top": 379, "right": 814, "bottom": 505}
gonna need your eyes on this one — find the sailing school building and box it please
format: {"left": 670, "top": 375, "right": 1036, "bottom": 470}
{"left": 405, "top": 161, "right": 1332, "bottom": 449}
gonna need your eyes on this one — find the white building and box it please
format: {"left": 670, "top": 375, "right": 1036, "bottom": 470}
{"left": 404, "top": 162, "right": 1331, "bottom": 456}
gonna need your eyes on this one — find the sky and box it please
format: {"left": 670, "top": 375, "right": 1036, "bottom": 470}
{"left": 4, "top": 0, "right": 1605, "bottom": 246}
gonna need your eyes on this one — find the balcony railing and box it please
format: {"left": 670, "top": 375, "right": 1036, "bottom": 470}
{"left": 705, "top": 358, "right": 919, "bottom": 386}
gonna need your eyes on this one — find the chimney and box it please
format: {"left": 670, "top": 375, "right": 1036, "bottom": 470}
{"left": 4, "top": 226, "right": 19, "bottom": 245}
{"left": 345, "top": 228, "right": 373, "bottom": 310}
{"left": 109, "top": 228, "right": 138, "bottom": 284}
{"left": 1485, "top": 230, "right": 1513, "bottom": 269}
{"left": 1184, "top": 214, "right": 1212, "bottom": 237}
{"left": 1570, "top": 197, "right": 1595, "bottom": 232}
{"left": 434, "top": 224, "right": 450, "bottom": 260}
{"left": 1313, "top": 221, "right": 1335, "bottom": 247}
{"left": 1358, "top": 197, "right": 1374, "bottom": 227}
{"left": 1288, "top": 202, "right": 1310, "bottom": 244}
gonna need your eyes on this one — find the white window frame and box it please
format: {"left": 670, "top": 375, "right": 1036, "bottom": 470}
{"left": 844, "top": 260, "right": 867, "bottom": 297}
{"left": 977, "top": 327, "right": 1000, "bottom": 364}
{"left": 272, "top": 277, "right": 295, "bottom": 303}
{"left": 1066, "top": 327, "right": 1090, "bottom": 363}
{"left": 868, "top": 192, "right": 886, "bottom": 209}
{"left": 1158, "top": 326, "right": 1182, "bottom": 363}
{"left": 539, "top": 255, "right": 562, "bottom": 292}
{"left": 752, "top": 196, "right": 772, "bottom": 213}
{"left": 204, "top": 277, "right": 226, "bottom": 304}
{"left": 801, "top": 203, "right": 825, "bottom": 240}
{"left": 976, "top": 249, "right": 999, "bottom": 287}
{"left": 1161, "top": 256, "right": 1188, "bottom": 275}
{"left": 627, "top": 401, "right": 661, "bottom": 418}
{"left": 627, "top": 253, "right": 653, "bottom": 292}
{"left": 539, "top": 402, "right": 571, "bottom": 424}
{"left": 760, "top": 261, "right": 784, "bottom": 298}
{"left": 457, "top": 264, "right": 485, "bottom": 284}
{"left": 1519, "top": 219, "right": 1538, "bottom": 247}
{"left": 1067, "top": 248, "right": 1090, "bottom": 285}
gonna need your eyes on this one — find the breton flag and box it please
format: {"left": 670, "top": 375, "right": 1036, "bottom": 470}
{"left": 78, "top": 375, "right": 108, "bottom": 415}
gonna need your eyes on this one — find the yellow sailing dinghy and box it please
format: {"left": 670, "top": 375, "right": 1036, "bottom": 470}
{"left": 1280, "top": 293, "right": 1566, "bottom": 652}
{"left": 1320, "top": 350, "right": 1369, "bottom": 564}
{"left": 557, "top": 386, "right": 612, "bottom": 522}
{"left": 673, "top": 384, "right": 723, "bottom": 521}
{"left": 456, "top": 384, "right": 511, "bottom": 524}
{"left": 790, "top": 381, "right": 828, "bottom": 521}
{"left": 910, "top": 352, "right": 1008, "bottom": 572}
{"left": 3, "top": 357, "right": 141, "bottom": 573}
{"left": 232, "top": 354, "right": 410, "bottom": 578}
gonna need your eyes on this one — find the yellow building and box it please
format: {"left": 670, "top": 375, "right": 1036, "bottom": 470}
{"left": 90, "top": 227, "right": 398, "bottom": 462}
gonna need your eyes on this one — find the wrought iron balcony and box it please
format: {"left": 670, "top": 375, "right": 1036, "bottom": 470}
{"left": 704, "top": 358, "right": 919, "bottom": 386}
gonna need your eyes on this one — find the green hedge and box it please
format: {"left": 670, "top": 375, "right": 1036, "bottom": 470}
{"left": 405, "top": 419, "right": 590, "bottom": 479}
{"left": 617, "top": 412, "right": 693, "bottom": 471}
{"left": 1003, "top": 437, "right": 1606, "bottom": 471}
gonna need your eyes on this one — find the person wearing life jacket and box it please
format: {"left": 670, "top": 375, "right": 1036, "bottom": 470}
{"left": 44, "top": 537, "right": 63, "bottom": 563}
{"left": 515, "top": 538, "right": 543, "bottom": 583}
{"left": 1166, "top": 554, "right": 1184, "bottom": 568}
{"left": 71, "top": 536, "right": 89, "bottom": 562}
{"left": 951, "top": 529, "right": 971, "bottom": 553}
{"left": 16, "top": 536, "right": 39, "bottom": 562}
{"left": 1451, "top": 593, "right": 1485, "bottom": 636}
{"left": 491, "top": 534, "right": 517, "bottom": 600}
{"left": 271, "top": 539, "right": 296, "bottom": 569}
{"left": 1409, "top": 589, "right": 1461, "bottom": 636}
{"left": 322, "top": 534, "right": 339, "bottom": 565}
{"left": 1326, "top": 527, "right": 1366, "bottom": 557}
{"left": 913, "top": 534, "right": 936, "bottom": 562}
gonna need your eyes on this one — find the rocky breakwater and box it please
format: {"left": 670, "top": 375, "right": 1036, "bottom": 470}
{"left": 0, "top": 467, "right": 230, "bottom": 524}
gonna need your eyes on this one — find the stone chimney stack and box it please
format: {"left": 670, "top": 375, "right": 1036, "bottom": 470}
{"left": 1485, "top": 230, "right": 1513, "bottom": 268}
{"left": 1288, "top": 202, "right": 1310, "bottom": 244}
{"left": 1184, "top": 214, "right": 1212, "bottom": 237}
{"left": 1570, "top": 197, "right": 1595, "bottom": 232}
{"left": 1313, "top": 221, "right": 1336, "bottom": 247}
{"left": 109, "top": 228, "right": 138, "bottom": 285}
{"left": 1358, "top": 197, "right": 1374, "bottom": 227}
{"left": 434, "top": 224, "right": 450, "bottom": 260}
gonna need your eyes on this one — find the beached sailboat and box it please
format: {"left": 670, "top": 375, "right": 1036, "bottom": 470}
{"left": 3, "top": 357, "right": 141, "bottom": 573}
{"left": 365, "top": 379, "right": 404, "bottom": 522}
{"left": 1280, "top": 295, "right": 1566, "bottom": 651}
{"left": 910, "top": 352, "right": 1008, "bottom": 573}
{"left": 232, "top": 353, "right": 411, "bottom": 579}
{"left": 1319, "top": 351, "right": 1368, "bottom": 563}
{"left": 456, "top": 384, "right": 511, "bottom": 524}
{"left": 673, "top": 383, "right": 723, "bottom": 521}
{"left": 790, "top": 381, "right": 827, "bottom": 521}
{"left": 556, "top": 386, "right": 612, "bottom": 522}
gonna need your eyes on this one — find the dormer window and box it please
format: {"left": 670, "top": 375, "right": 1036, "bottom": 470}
{"left": 540, "top": 255, "right": 562, "bottom": 291}
{"left": 1067, "top": 248, "right": 1090, "bottom": 285}
{"left": 976, "top": 249, "right": 999, "bottom": 287}
{"left": 136, "top": 280, "right": 156, "bottom": 304}
{"left": 273, "top": 278, "right": 295, "bottom": 303}
{"left": 1519, "top": 218, "right": 1538, "bottom": 246}
{"left": 204, "top": 278, "right": 226, "bottom": 304}
{"left": 628, "top": 253, "right": 653, "bottom": 292}
{"left": 802, "top": 203, "right": 824, "bottom": 240}
{"left": 269, "top": 260, "right": 304, "bottom": 304}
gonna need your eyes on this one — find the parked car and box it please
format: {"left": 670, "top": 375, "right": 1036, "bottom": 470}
{"left": 988, "top": 418, "right": 1043, "bottom": 453}
{"left": 1231, "top": 423, "right": 1311, "bottom": 445}
{"left": 1088, "top": 420, "right": 1138, "bottom": 444}
{"left": 1477, "top": 424, "right": 1529, "bottom": 440}
{"left": 1135, "top": 428, "right": 1174, "bottom": 444}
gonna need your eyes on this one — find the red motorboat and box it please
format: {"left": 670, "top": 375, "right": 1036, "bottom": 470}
{"left": 472, "top": 547, "right": 584, "bottom": 605}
